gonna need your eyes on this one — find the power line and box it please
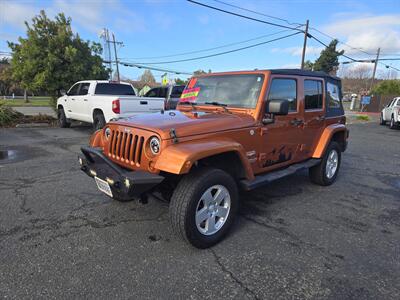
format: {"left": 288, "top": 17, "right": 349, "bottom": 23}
{"left": 210, "top": 0, "right": 303, "bottom": 26}
{"left": 120, "top": 27, "right": 302, "bottom": 60}
{"left": 120, "top": 62, "right": 193, "bottom": 75}
{"left": 187, "top": 0, "right": 304, "bottom": 33}
{"left": 309, "top": 34, "right": 359, "bottom": 62}
{"left": 129, "top": 31, "right": 301, "bottom": 65}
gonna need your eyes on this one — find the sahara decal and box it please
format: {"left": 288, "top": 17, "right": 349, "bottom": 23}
{"left": 180, "top": 87, "right": 200, "bottom": 102}
{"left": 262, "top": 145, "right": 294, "bottom": 167}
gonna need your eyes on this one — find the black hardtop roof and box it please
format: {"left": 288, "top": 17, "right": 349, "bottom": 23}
{"left": 269, "top": 69, "right": 341, "bottom": 81}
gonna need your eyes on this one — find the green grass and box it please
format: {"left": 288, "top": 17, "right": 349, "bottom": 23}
{"left": 2, "top": 96, "right": 51, "bottom": 107}
{"left": 356, "top": 115, "right": 370, "bottom": 121}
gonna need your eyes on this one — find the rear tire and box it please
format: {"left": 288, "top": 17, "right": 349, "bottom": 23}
{"left": 169, "top": 168, "right": 238, "bottom": 248}
{"left": 309, "top": 141, "right": 341, "bottom": 186}
{"left": 58, "top": 107, "right": 71, "bottom": 128}
{"left": 93, "top": 112, "right": 106, "bottom": 130}
{"left": 380, "top": 113, "right": 386, "bottom": 125}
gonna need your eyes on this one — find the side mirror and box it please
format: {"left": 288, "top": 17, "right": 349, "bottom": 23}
{"left": 61, "top": 90, "right": 66, "bottom": 96}
{"left": 266, "top": 99, "right": 289, "bottom": 115}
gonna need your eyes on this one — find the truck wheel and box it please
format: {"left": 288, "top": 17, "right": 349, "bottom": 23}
{"left": 309, "top": 141, "right": 341, "bottom": 186}
{"left": 379, "top": 113, "right": 386, "bottom": 125}
{"left": 58, "top": 107, "right": 71, "bottom": 128}
{"left": 93, "top": 112, "right": 106, "bottom": 130}
{"left": 389, "top": 115, "right": 396, "bottom": 129}
{"left": 169, "top": 168, "right": 238, "bottom": 248}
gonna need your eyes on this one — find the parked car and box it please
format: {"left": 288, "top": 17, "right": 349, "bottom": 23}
{"left": 380, "top": 97, "right": 400, "bottom": 129}
{"left": 143, "top": 85, "right": 185, "bottom": 109}
{"left": 57, "top": 81, "right": 165, "bottom": 130}
{"left": 78, "top": 69, "right": 349, "bottom": 248}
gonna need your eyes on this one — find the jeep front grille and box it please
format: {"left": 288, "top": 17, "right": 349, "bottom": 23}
{"left": 108, "top": 130, "right": 145, "bottom": 165}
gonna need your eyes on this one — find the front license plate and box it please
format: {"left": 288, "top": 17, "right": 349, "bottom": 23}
{"left": 95, "top": 176, "right": 113, "bottom": 197}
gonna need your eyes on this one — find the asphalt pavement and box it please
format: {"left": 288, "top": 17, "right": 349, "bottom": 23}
{"left": 0, "top": 122, "right": 399, "bottom": 299}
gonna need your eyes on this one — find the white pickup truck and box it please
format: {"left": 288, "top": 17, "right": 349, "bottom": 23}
{"left": 380, "top": 96, "right": 400, "bottom": 129}
{"left": 57, "top": 80, "right": 165, "bottom": 129}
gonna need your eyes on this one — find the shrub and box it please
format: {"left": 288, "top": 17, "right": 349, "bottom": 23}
{"left": 0, "top": 101, "right": 23, "bottom": 126}
{"left": 356, "top": 115, "right": 369, "bottom": 121}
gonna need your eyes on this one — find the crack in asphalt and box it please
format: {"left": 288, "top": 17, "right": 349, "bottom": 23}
{"left": 209, "top": 248, "right": 260, "bottom": 300}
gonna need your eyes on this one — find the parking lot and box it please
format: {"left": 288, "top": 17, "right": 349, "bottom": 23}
{"left": 0, "top": 123, "right": 399, "bottom": 299}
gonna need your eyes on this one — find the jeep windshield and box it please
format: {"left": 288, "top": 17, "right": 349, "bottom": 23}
{"left": 181, "top": 74, "right": 264, "bottom": 109}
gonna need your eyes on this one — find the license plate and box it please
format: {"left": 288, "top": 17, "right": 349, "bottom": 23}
{"left": 94, "top": 176, "right": 113, "bottom": 197}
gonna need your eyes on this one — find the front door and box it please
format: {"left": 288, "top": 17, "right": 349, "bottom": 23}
{"left": 258, "top": 76, "right": 305, "bottom": 173}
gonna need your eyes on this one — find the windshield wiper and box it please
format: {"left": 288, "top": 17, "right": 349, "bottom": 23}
{"left": 204, "top": 101, "right": 230, "bottom": 113}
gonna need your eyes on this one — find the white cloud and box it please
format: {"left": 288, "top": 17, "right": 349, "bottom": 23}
{"left": 0, "top": 1, "right": 37, "bottom": 30}
{"left": 323, "top": 14, "right": 400, "bottom": 55}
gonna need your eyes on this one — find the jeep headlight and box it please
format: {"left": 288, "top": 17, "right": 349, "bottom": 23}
{"left": 149, "top": 136, "right": 161, "bottom": 155}
{"left": 104, "top": 127, "right": 111, "bottom": 140}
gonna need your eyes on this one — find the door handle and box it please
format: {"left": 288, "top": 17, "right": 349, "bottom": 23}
{"left": 140, "top": 101, "right": 148, "bottom": 105}
{"left": 83, "top": 99, "right": 88, "bottom": 101}
{"left": 71, "top": 98, "right": 75, "bottom": 101}
{"left": 290, "top": 118, "right": 304, "bottom": 126}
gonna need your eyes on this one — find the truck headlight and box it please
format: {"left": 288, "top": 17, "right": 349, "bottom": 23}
{"left": 149, "top": 136, "right": 161, "bottom": 155}
{"left": 104, "top": 127, "right": 111, "bottom": 140}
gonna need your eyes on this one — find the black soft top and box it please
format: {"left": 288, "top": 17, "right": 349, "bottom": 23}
{"left": 269, "top": 69, "right": 341, "bottom": 81}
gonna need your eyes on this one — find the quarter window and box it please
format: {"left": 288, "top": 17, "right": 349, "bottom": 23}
{"left": 268, "top": 78, "right": 297, "bottom": 111}
{"left": 304, "top": 80, "right": 323, "bottom": 110}
{"left": 327, "top": 82, "right": 341, "bottom": 108}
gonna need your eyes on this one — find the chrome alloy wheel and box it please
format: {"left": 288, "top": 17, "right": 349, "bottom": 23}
{"left": 195, "top": 185, "right": 231, "bottom": 236}
{"left": 326, "top": 149, "right": 339, "bottom": 179}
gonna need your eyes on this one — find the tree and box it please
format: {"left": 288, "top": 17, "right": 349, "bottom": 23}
{"left": 8, "top": 10, "right": 108, "bottom": 104}
{"left": 0, "top": 58, "right": 16, "bottom": 96}
{"left": 372, "top": 80, "right": 400, "bottom": 95}
{"left": 139, "top": 70, "right": 156, "bottom": 84}
{"left": 303, "top": 60, "right": 314, "bottom": 71}
{"left": 174, "top": 78, "right": 188, "bottom": 85}
{"left": 313, "top": 39, "right": 344, "bottom": 75}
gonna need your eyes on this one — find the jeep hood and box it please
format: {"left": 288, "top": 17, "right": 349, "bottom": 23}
{"left": 113, "top": 110, "right": 256, "bottom": 140}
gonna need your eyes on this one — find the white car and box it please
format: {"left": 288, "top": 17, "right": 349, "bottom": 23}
{"left": 57, "top": 80, "right": 165, "bottom": 129}
{"left": 380, "top": 97, "right": 400, "bottom": 129}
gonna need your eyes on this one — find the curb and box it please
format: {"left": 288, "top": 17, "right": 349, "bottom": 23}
{"left": 15, "top": 123, "right": 51, "bottom": 128}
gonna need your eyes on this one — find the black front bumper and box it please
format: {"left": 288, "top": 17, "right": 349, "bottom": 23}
{"left": 79, "top": 146, "right": 164, "bottom": 200}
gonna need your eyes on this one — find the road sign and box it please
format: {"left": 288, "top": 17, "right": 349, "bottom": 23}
{"left": 361, "top": 96, "right": 371, "bottom": 105}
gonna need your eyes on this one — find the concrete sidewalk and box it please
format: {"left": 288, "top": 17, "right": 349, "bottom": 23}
{"left": 13, "top": 106, "right": 56, "bottom": 118}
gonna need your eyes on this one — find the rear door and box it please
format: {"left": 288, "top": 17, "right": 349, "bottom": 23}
{"left": 301, "top": 78, "right": 325, "bottom": 156}
{"left": 65, "top": 83, "right": 81, "bottom": 118}
{"left": 73, "top": 82, "right": 91, "bottom": 122}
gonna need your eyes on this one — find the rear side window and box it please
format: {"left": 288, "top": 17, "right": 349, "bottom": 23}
{"left": 304, "top": 80, "right": 323, "bottom": 110}
{"left": 327, "top": 82, "right": 340, "bottom": 108}
{"left": 268, "top": 78, "right": 297, "bottom": 111}
{"left": 95, "top": 83, "right": 135, "bottom": 95}
{"left": 171, "top": 86, "right": 185, "bottom": 97}
{"left": 159, "top": 87, "right": 168, "bottom": 98}
{"left": 145, "top": 88, "right": 158, "bottom": 97}
{"left": 79, "top": 83, "right": 90, "bottom": 95}
{"left": 68, "top": 83, "right": 80, "bottom": 96}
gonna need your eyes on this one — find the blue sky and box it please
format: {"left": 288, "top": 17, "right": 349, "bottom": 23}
{"left": 1, "top": 0, "right": 399, "bottom": 81}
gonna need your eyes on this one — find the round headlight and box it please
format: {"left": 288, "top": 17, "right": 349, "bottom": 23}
{"left": 149, "top": 136, "right": 161, "bottom": 155}
{"left": 104, "top": 127, "right": 111, "bottom": 140}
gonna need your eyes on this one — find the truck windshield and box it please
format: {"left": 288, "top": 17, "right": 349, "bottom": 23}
{"left": 95, "top": 83, "right": 136, "bottom": 96}
{"left": 182, "top": 74, "right": 264, "bottom": 108}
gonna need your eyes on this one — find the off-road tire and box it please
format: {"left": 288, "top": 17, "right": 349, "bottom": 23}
{"left": 58, "top": 107, "right": 71, "bottom": 128}
{"left": 380, "top": 113, "right": 386, "bottom": 125}
{"left": 389, "top": 115, "right": 396, "bottom": 129}
{"left": 93, "top": 112, "right": 106, "bottom": 131}
{"left": 169, "top": 168, "right": 239, "bottom": 248}
{"left": 309, "top": 141, "right": 341, "bottom": 186}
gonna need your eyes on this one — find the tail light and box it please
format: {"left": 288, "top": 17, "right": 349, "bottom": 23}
{"left": 112, "top": 99, "right": 120, "bottom": 114}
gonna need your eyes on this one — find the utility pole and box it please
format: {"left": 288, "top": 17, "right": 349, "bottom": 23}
{"left": 105, "top": 29, "right": 112, "bottom": 79}
{"left": 112, "top": 33, "right": 120, "bottom": 82}
{"left": 300, "top": 19, "right": 309, "bottom": 70}
{"left": 369, "top": 47, "right": 380, "bottom": 92}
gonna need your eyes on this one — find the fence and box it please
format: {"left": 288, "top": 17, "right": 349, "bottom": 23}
{"left": 365, "top": 94, "right": 397, "bottom": 112}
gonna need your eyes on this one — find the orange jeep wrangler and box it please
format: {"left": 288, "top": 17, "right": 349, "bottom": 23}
{"left": 79, "top": 69, "right": 349, "bottom": 248}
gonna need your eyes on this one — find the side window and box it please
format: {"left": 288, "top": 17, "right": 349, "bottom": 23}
{"left": 145, "top": 88, "right": 158, "bottom": 97}
{"left": 304, "top": 80, "right": 323, "bottom": 110}
{"left": 171, "top": 86, "right": 184, "bottom": 98}
{"left": 327, "top": 82, "right": 341, "bottom": 108}
{"left": 68, "top": 83, "right": 80, "bottom": 96}
{"left": 396, "top": 99, "right": 400, "bottom": 106}
{"left": 79, "top": 83, "right": 90, "bottom": 95}
{"left": 159, "top": 87, "right": 168, "bottom": 98}
{"left": 267, "top": 78, "right": 297, "bottom": 112}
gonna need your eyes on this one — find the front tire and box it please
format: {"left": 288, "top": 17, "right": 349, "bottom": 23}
{"left": 169, "top": 168, "right": 239, "bottom": 248}
{"left": 380, "top": 113, "right": 386, "bottom": 125}
{"left": 58, "top": 107, "right": 71, "bottom": 128}
{"left": 309, "top": 141, "right": 341, "bottom": 186}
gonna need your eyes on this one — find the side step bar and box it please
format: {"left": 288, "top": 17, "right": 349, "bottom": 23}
{"left": 240, "top": 158, "right": 321, "bottom": 191}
